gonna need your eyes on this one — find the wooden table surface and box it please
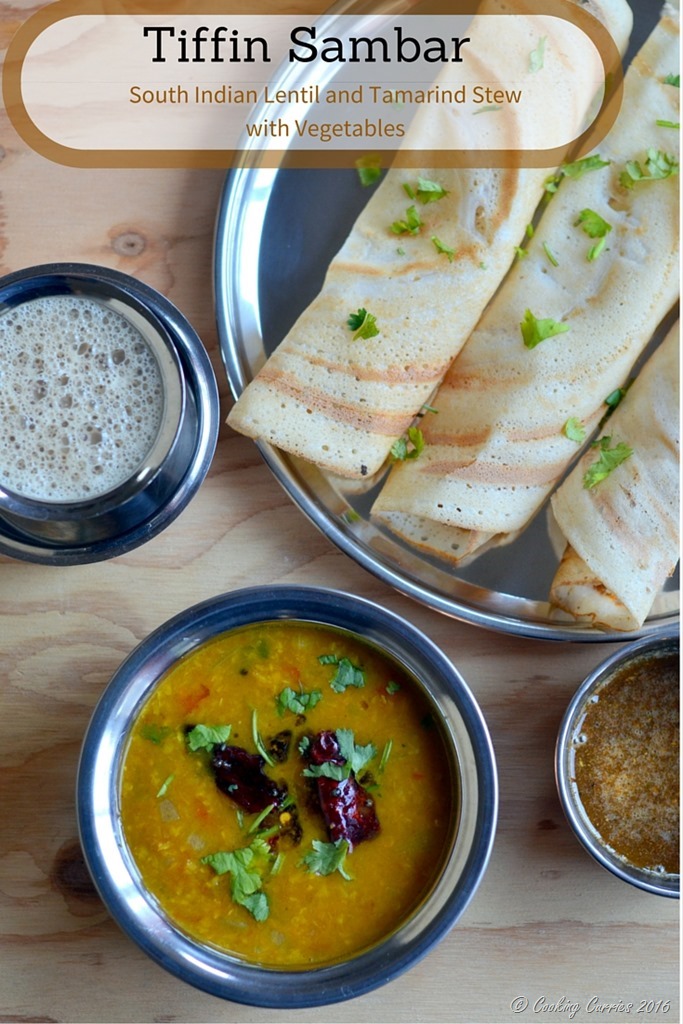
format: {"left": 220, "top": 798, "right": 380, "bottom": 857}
{"left": 0, "top": 4, "right": 679, "bottom": 1023}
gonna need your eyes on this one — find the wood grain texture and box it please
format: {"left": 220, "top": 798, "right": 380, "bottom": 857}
{"left": 0, "top": 4, "right": 679, "bottom": 1022}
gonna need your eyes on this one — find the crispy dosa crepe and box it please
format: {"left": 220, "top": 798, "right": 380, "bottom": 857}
{"left": 549, "top": 323, "right": 680, "bottom": 632}
{"left": 227, "top": 0, "right": 633, "bottom": 479}
{"left": 373, "top": 7, "right": 679, "bottom": 561}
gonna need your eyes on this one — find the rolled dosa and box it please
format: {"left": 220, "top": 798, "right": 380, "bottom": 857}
{"left": 549, "top": 323, "right": 680, "bottom": 631}
{"left": 227, "top": 0, "right": 633, "bottom": 479}
{"left": 372, "top": 7, "right": 679, "bottom": 562}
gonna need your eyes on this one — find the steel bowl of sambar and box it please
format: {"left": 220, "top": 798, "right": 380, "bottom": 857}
{"left": 77, "top": 585, "right": 498, "bottom": 1007}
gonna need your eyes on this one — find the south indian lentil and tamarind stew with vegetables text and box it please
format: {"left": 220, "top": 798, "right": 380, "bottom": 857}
{"left": 120, "top": 621, "right": 455, "bottom": 966}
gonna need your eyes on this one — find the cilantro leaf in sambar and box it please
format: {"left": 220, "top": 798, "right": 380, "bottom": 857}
{"left": 301, "top": 839, "right": 352, "bottom": 880}
{"left": 186, "top": 723, "right": 232, "bottom": 752}
{"left": 202, "top": 840, "right": 272, "bottom": 921}
{"left": 335, "top": 728, "right": 376, "bottom": 775}
{"left": 276, "top": 685, "right": 322, "bottom": 717}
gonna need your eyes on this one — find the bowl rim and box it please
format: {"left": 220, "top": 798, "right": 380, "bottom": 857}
{"left": 77, "top": 584, "right": 498, "bottom": 1007}
{"left": 555, "top": 625, "right": 680, "bottom": 899}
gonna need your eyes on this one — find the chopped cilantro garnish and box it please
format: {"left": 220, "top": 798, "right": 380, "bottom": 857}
{"left": 431, "top": 235, "right": 456, "bottom": 262}
{"left": 587, "top": 237, "right": 608, "bottom": 262}
{"left": 564, "top": 154, "right": 612, "bottom": 179}
{"left": 298, "top": 735, "right": 311, "bottom": 756}
{"left": 341, "top": 507, "right": 361, "bottom": 523}
{"left": 663, "top": 73, "right": 680, "bottom": 87}
{"left": 391, "top": 205, "right": 422, "bottom": 235}
{"left": 563, "top": 417, "right": 585, "bottom": 443}
{"left": 604, "top": 388, "right": 623, "bottom": 408}
{"left": 186, "top": 724, "right": 231, "bottom": 752}
{"left": 520, "top": 309, "right": 570, "bottom": 349}
{"left": 544, "top": 154, "right": 611, "bottom": 194}
{"left": 336, "top": 728, "right": 376, "bottom": 775}
{"left": 390, "top": 425, "right": 425, "bottom": 461}
{"left": 276, "top": 685, "right": 322, "bottom": 718}
{"left": 302, "top": 839, "right": 352, "bottom": 880}
{"left": 247, "top": 802, "right": 276, "bottom": 835}
{"left": 251, "top": 709, "right": 275, "bottom": 767}
{"left": 575, "top": 207, "right": 612, "bottom": 259}
{"left": 529, "top": 36, "right": 546, "bottom": 73}
{"left": 378, "top": 739, "right": 393, "bottom": 773}
{"left": 347, "top": 307, "right": 380, "bottom": 341}
{"left": 140, "top": 724, "right": 171, "bottom": 745}
{"left": 526, "top": 223, "right": 535, "bottom": 239}
{"left": 386, "top": 681, "right": 401, "bottom": 695}
{"left": 583, "top": 436, "right": 633, "bottom": 489}
{"left": 603, "top": 381, "right": 633, "bottom": 419}
{"left": 303, "top": 761, "right": 346, "bottom": 781}
{"left": 202, "top": 838, "right": 272, "bottom": 920}
{"left": 270, "top": 852, "right": 285, "bottom": 876}
{"left": 355, "top": 154, "right": 382, "bottom": 187}
{"left": 302, "top": 729, "right": 376, "bottom": 781}
{"left": 403, "top": 176, "right": 449, "bottom": 204}
{"left": 656, "top": 119, "right": 680, "bottom": 129}
{"left": 156, "top": 774, "right": 174, "bottom": 798}
{"left": 620, "top": 149, "right": 679, "bottom": 188}
{"left": 318, "top": 654, "right": 366, "bottom": 693}
{"left": 473, "top": 104, "right": 503, "bottom": 114}
{"left": 514, "top": 245, "right": 528, "bottom": 259}
{"left": 575, "top": 208, "right": 612, "bottom": 239}
{"left": 543, "top": 241, "right": 559, "bottom": 267}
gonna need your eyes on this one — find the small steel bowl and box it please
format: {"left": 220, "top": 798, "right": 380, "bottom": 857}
{"left": 77, "top": 585, "right": 498, "bottom": 1008}
{"left": 0, "top": 263, "right": 219, "bottom": 564}
{"left": 556, "top": 628, "right": 680, "bottom": 898}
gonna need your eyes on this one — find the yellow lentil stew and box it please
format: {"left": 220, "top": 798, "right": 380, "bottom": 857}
{"left": 120, "top": 621, "right": 455, "bottom": 967}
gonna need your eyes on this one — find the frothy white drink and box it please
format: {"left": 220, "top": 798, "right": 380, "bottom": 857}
{"left": 0, "top": 294, "right": 165, "bottom": 502}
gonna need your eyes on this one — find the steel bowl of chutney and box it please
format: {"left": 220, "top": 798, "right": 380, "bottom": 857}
{"left": 77, "top": 585, "right": 498, "bottom": 1007}
{"left": 556, "top": 627, "right": 679, "bottom": 898}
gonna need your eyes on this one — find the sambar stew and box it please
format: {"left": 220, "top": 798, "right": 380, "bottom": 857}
{"left": 120, "top": 621, "right": 455, "bottom": 966}
{"left": 573, "top": 650, "right": 679, "bottom": 875}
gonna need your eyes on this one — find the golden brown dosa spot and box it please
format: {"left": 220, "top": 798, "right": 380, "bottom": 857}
{"left": 255, "top": 368, "right": 412, "bottom": 433}
{"left": 300, "top": 353, "right": 452, "bottom": 386}
{"left": 418, "top": 457, "right": 568, "bottom": 488}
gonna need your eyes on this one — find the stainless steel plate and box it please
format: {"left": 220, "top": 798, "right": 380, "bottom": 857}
{"left": 214, "top": 0, "right": 679, "bottom": 641}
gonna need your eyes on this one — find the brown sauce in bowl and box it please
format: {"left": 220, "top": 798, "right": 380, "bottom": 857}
{"left": 573, "top": 650, "right": 679, "bottom": 875}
